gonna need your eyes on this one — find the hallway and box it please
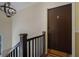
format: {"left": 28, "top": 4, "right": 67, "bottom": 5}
{"left": 0, "top": 2, "right": 76, "bottom": 57}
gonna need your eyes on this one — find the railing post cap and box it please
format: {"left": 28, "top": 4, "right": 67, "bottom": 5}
{"left": 20, "top": 33, "right": 28, "bottom": 36}
{"left": 42, "top": 31, "right": 46, "bottom": 34}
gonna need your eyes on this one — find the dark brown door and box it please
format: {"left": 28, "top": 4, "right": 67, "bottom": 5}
{"left": 48, "top": 4, "right": 72, "bottom": 54}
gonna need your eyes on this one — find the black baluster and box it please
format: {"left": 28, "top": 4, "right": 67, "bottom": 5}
{"left": 11, "top": 52, "right": 12, "bottom": 57}
{"left": 35, "top": 38, "right": 36, "bottom": 57}
{"left": 42, "top": 32, "right": 45, "bottom": 55}
{"left": 32, "top": 40, "right": 34, "bottom": 57}
{"left": 39, "top": 38, "right": 41, "bottom": 56}
{"left": 38, "top": 38, "right": 39, "bottom": 57}
{"left": 29, "top": 41, "right": 30, "bottom": 57}
{"left": 13, "top": 49, "right": 15, "bottom": 57}
{"left": 8, "top": 54, "right": 10, "bottom": 57}
{"left": 16, "top": 47, "right": 18, "bottom": 57}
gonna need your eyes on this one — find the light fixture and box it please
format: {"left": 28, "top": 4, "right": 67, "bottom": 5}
{"left": 0, "top": 2, "right": 16, "bottom": 17}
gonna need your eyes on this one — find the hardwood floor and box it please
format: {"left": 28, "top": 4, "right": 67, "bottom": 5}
{"left": 46, "top": 49, "right": 71, "bottom": 57}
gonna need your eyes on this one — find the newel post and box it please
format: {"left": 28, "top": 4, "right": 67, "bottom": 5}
{"left": 20, "top": 33, "right": 27, "bottom": 57}
{"left": 42, "top": 31, "right": 46, "bottom": 54}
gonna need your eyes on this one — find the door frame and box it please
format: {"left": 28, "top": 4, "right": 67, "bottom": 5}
{"left": 47, "top": 3, "right": 75, "bottom": 56}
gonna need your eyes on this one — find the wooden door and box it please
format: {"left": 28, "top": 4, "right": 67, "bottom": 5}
{"left": 48, "top": 4, "right": 72, "bottom": 54}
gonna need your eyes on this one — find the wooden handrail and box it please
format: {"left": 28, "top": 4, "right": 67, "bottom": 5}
{"left": 6, "top": 31, "right": 46, "bottom": 57}
{"left": 6, "top": 42, "right": 20, "bottom": 57}
{"left": 27, "top": 34, "right": 44, "bottom": 41}
{"left": 9, "top": 42, "right": 20, "bottom": 53}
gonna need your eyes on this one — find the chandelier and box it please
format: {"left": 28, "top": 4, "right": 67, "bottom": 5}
{"left": 0, "top": 2, "right": 16, "bottom": 17}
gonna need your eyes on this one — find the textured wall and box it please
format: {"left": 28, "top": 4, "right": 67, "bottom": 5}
{"left": 0, "top": 11, "right": 12, "bottom": 56}
{"left": 75, "top": 3, "right": 79, "bottom": 56}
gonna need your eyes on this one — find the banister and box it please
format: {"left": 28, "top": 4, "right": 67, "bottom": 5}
{"left": 6, "top": 42, "right": 20, "bottom": 57}
{"left": 27, "top": 34, "right": 44, "bottom": 41}
{"left": 6, "top": 31, "right": 46, "bottom": 57}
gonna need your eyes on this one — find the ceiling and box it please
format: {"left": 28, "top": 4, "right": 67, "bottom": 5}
{"left": 0, "top": 2, "right": 37, "bottom": 12}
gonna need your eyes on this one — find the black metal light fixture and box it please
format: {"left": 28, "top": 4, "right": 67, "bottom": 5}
{"left": 0, "top": 2, "right": 16, "bottom": 17}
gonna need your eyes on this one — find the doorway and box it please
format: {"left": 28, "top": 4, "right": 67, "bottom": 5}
{"left": 48, "top": 4, "right": 72, "bottom": 55}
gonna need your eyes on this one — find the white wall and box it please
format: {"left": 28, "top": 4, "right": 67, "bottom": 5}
{"left": 12, "top": 2, "right": 75, "bottom": 56}
{"left": 12, "top": 3, "right": 44, "bottom": 47}
{"left": 0, "top": 11, "right": 12, "bottom": 56}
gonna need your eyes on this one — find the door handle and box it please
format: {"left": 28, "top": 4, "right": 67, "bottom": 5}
{"left": 57, "top": 16, "right": 60, "bottom": 19}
